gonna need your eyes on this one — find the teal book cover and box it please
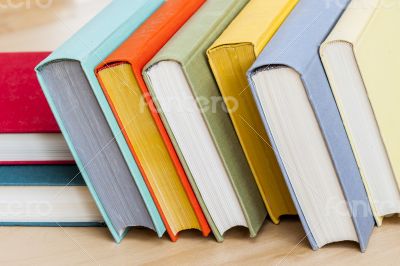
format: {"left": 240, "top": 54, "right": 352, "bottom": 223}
{"left": 0, "top": 164, "right": 104, "bottom": 227}
{"left": 35, "top": 0, "right": 165, "bottom": 242}
{"left": 0, "top": 164, "right": 84, "bottom": 186}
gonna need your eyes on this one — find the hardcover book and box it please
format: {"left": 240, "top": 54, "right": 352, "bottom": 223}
{"left": 207, "top": 0, "right": 298, "bottom": 223}
{"left": 247, "top": 0, "right": 374, "bottom": 251}
{"left": 0, "top": 165, "right": 102, "bottom": 226}
{"left": 320, "top": 0, "right": 400, "bottom": 225}
{"left": 143, "top": 0, "right": 268, "bottom": 242}
{"left": 0, "top": 52, "right": 72, "bottom": 164}
{"left": 95, "top": 0, "right": 210, "bottom": 241}
{"left": 35, "top": 0, "right": 165, "bottom": 243}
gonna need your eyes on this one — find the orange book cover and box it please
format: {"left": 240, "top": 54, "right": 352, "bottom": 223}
{"left": 96, "top": 0, "right": 209, "bottom": 241}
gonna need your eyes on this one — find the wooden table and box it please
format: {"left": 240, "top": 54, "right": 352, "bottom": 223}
{"left": 0, "top": 1, "right": 399, "bottom": 264}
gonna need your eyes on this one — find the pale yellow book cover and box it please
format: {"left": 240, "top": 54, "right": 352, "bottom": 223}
{"left": 98, "top": 64, "right": 200, "bottom": 234}
{"left": 320, "top": 0, "right": 382, "bottom": 224}
{"left": 320, "top": 0, "right": 400, "bottom": 225}
{"left": 207, "top": 0, "right": 298, "bottom": 223}
{"left": 322, "top": 0, "right": 378, "bottom": 44}
{"left": 356, "top": 3, "right": 400, "bottom": 195}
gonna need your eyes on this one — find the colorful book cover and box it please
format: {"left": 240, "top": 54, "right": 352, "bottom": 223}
{"left": 143, "top": 0, "right": 269, "bottom": 242}
{"left": 0, "top": 52, "right": 56, "bottom": 133}
{"left": 0, "top": 52, "right": 73, "bottom": 165}
{"left": 96, "top": 0, "right": 210, "bottom": 241}
{"left": 36, "top": 0, "right": 165, "bottom": 243}
{"left": 320, "top": 0, "right": 400, "bottom": 225}
{"left": 0, "top": 164, "right": 103, "bottom": 226}
{"left": 351, "top": 1, "right": 400, "bottom": 209}
{"left": 207, "top": 0, "right": 298, "bottom": 224}
{"left": 247, "top": 0, "right": 374, "bottom": 251}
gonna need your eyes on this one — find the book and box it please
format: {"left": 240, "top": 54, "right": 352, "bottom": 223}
{"left": 320, "top": 0, "right": 400, "bottom": 225}
{"left": 207, "top": 0, "right": 298, "bottom": 224}
{"left": 95, "top": 0, "right": 209, "bottom": 241}
{"left": 143, "top": 0, "right": 268, "bottom": 242}
{"left": 35, "top": 0, "right": 165, "bottom": 243}
{"left": 0, "top": 165, "right": 102, "bottom": 226}
{"left": 247, "top": 0, "right": 375, "bottom": 251}
{"left": 0, "top": 52, "right": 72, "bottom": 164}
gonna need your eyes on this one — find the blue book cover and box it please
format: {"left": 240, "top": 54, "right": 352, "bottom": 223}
{"left": 0, "top": 165, "right": 84, "bottom": 186}
{"left": 247, "top": 0, "right": 374, "bottom": 251}
{"left": 35, "top": 0, "right": 165, "bottom": 242}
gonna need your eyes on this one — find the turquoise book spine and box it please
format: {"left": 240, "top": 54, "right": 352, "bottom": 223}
{"left": 36, "top": 0, "right": 165, "bottom": 242}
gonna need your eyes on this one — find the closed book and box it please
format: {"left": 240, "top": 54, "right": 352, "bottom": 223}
{"left": 0, "top": 52, "right": 72, "bottom": 164}
{"left": 143, "top": 0, "right": 268, "bottom": 242}
{"left": 95, "top": 0, "right": 209, "bottom": 241}
{"left": 0, "top": 165, "right": 102, "bottom": 226}
{"left": 207, "top": 0, "right": 298, "bottom": 224}
{"left": 35, "top": 0, "right": 165, "bottom": 243}
{"left": 247, "top": 0, "right": 374, "bottom": 251}
{"left": 320, "top": 0, "right": 400, "bottom": 225}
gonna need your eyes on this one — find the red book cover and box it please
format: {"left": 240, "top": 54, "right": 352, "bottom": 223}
{"left": 0, "top": 52, "right": 58, "bottom": 133}
{"left": 96, "top": 0, "right": 210, "bottom": 241}
{"left": 0, "top": 52, "right": 73, "bottom": 165}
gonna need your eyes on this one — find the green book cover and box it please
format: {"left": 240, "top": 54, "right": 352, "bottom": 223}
{"left": 144, "top": 0, "right": 266, "bottom": 242}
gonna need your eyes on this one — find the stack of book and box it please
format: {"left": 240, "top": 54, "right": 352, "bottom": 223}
{"left": 2, "top": 0, "right": 397, "bottom": 253}
{"left": 0, "top": 52, "right": 102, "bottom": 226}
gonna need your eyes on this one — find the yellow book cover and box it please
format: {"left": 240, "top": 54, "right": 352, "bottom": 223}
{"left": 320, "top": 0, "right": 400, "bottom": 226}
{"left": 356, "top": 2, "right": 400, "bottom": 192}
{"left": 207, "top": 0, "right": 298, "bottom": 223}
{"left": 98, "top": 64, "right": 201, "bottom": 236}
